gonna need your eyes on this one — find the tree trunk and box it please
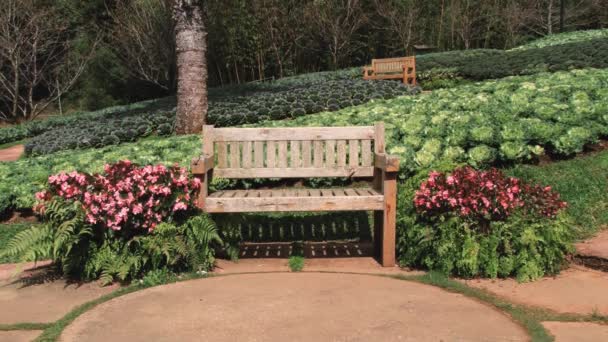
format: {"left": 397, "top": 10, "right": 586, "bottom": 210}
{"left": 173, "top": 0, "right": 207, "bottom": 135}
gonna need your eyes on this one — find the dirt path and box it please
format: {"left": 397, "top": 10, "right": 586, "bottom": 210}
{"left": 575, "top": 230, "right": 608, "bottom": 271}
{"left": 60, "top": 273, "right": 528, "bottom": 342}
{"left": 543, "top": 322, "right": 608, "bottom": 342}
{"left": 462, "top": 266, "right": 608, "bottom": 315}
{"left": 0, "top": 144, "right": 24, "bottom": 162}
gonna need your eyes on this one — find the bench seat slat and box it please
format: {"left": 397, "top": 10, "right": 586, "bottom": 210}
{"left": 213, "top": 166, "right": 374, "bottom": 179}
{"left": 205, "top": 188, "right": 383, "bottom": 212}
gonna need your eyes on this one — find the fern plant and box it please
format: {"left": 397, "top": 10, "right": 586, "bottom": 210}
{"left": 0, "top": 199, "right": 93, "bottom": 276}
{"left": 1, "top": 201, "right": 222, "bottom": 285}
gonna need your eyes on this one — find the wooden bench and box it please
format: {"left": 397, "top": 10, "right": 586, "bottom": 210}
{"left": 363, "top": 56, "right": 416, "bottom": 85}
{"left": 191, "top": 123, "right": 400, "bottom": 266}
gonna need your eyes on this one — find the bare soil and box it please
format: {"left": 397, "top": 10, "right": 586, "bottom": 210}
{"left": 0, "top": 263, "right": 117, "bottom": 324}
{"left": 0, "top": 330, "right": 42, "bottom": 342}
{"left": 462, "top": 266, "right": 608, "bottom": 315}
{"left": 542, "top": 322, "right": 608, "bottom": 342}
{"left": 575, "top": 230, "right": 608, "bottom": 261}
{"left": 214, "top": 256, "right": 423, "bottom": 276}
{"left": 60, "top": 273, "right": 528, "bottom": 342}
{"left": 0, "top": 144, "right": 24, "bottom": 162}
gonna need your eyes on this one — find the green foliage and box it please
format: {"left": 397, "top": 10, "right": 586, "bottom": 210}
{"left": 0, "top": 223, "right": 31, "bottom": 263}
{"left": 0, "top": 135, "right": 199, "bottom": 213}
{"left": 0, "top": 199, "right": 93, "bottom": 277}
{"left": 512, "top": 29, "right": 608, "bottom": 51}
{"left": 208, "top": 78, "right": 418, "bottom": 127}
{"left": 3, "top": 73, "right": 416, "bottom": 155}
{"left": 257, "top": 68, "right": 608, "bottom": 173}
{"left": 417, "top": 38, "right": 608, "bottom": 80}
{"left": 0, "top": 198, "right": 222, "bottom": 284}
{"left": 288, "top": 256, "right": 305, "bottom": 272}
{"left": 25, "top": 110, "right": 175, "bottom": 155}
{"left": 506, "top": 149, "right": 608, "bottom": 238}
{"left": 396, "top": 167, "right": 574, "bottom": 282}
{"left": 140, "top": 268, "right": 178, "bottom": 287}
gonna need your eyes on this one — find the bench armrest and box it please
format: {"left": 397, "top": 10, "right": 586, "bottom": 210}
{"left": 363, "top": 66, "right": 374, "bottom": 77}
{"left": 374, "top": 153, "right": 400, "bottom": 172}
{"left": 191, "top": 154, "right": 214, "bottom": 175}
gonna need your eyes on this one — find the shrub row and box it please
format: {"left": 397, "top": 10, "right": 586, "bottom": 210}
{"left": 25, "top": 111, "right": 175, "bottom": 155}
{"left": 11, "top": 78, "right": 416, "bottom": 155}
{"left": 258, "top": 68, "right": 608, "bottom": 173}
{"left": 0, "top": 97, "right": 174, "bottom": 146}
{"left": 417, "top": 38, "right": 608, "bottom": 80}
{"left": 208, "top": 79, "right": 418, "bottom": 126}
{"left": 511, "top": 28, "right": 608, "bottom": 51}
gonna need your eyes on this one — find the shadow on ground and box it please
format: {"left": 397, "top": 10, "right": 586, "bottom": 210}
{"left": 213, "top": 211, "right": 376, "bottom": 260}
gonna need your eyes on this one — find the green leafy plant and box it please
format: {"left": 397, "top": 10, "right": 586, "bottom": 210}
{"left": 396, "top": 166, "right": 574, "bottom": 282}
{"left": 288, "top": 256, "right": 305, "bottom": 272}
{"left": 0, "top": 196, "right": 222, "bottom": 285}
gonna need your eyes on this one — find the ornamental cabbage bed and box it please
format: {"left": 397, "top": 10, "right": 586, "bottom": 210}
{"left": 417, "top": 37, "right": 608, "bottom": 80}
{"left": 7, "top": 77, "right": 416, "bottom": 156}
{"left": 511, "top": 29, "right": 608, "bottom": 51}
{"left": 257, "top": 68, "right": 608, "bottom": 173}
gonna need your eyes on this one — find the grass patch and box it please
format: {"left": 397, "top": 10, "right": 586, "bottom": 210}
{"left": 506, "top": 149, "right": 608, "bottom": 239}
{"left": 0, "top": 322, "right": 52, "bottom": 331}
{"left": 288, "top": 256, "right": 305, "bottom": 272}
{"left": 0, "top": 139, "right": 27, "bottom": 150}
{"left": 0, "top": 224, "right": 32, "bottom": 263}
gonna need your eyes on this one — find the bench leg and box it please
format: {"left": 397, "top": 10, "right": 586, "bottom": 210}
{"left": 374, "top": 173, "right": 397, "bottom": 267}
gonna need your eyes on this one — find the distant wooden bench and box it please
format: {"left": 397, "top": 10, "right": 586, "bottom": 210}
{"left": 363, "top": 57, "right": 416, "bottom": 85}
{"left": 191, "top": 123, "right": 400, "bottom": 266}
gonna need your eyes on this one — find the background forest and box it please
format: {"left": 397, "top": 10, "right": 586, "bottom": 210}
{"left": 1, "top": 0, "right": 607, "bottom": 120}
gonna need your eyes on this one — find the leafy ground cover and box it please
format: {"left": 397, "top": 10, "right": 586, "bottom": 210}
{"left": 512, "top": 29, "right": 608, "bottom": 51}
{"left": 0, "top": 135, "right": 199, "bottom": 213}
{"left": 4, "top": 78, "right": 416, "bottom": 156}
{"left": 417, "top": 37, "right": 608, "bottom": 81}
{"left": 0, "top": 223, "right": 30, "bottom": 263}
{"left": 258, "top": 68, "right": 608, "bottom": 173}
{"left": 507, "top": 149, "right": 608, "bottom": 238}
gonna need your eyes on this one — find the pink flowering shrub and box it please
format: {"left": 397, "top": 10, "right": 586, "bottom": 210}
{"left": 413, "top": 166, "right": 567, "bottom": 222}
{"left": 35, "top": 160, "right": 201, "bottom": 232}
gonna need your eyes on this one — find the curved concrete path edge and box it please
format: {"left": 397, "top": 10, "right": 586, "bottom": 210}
{"left": 59, "top": 272, "right": 529, "bottom": 342}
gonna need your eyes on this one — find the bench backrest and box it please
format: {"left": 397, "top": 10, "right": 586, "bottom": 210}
{"left": 372, "top": 57, "right": 415, "bottom": 74}
{"left": 203, "top": 123, "right": 385, "bottom": 179}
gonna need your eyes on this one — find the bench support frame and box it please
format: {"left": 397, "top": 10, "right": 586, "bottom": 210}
{"left": 192, "top": 122, "right": 399, "bottom": 267}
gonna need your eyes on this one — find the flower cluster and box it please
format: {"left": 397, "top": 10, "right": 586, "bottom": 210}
{"left": 414, "top": 167, "right": 566, "bottom": 221}
{"left": 35, "top": 161, "right": 200, "bottom": 232}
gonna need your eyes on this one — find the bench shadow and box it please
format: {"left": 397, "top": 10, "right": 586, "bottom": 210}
{"left": 213, "top": 211, "right": 376, "bottom": 259}
{"left": 239, "top": 241, "right": 374, "bottom": 259}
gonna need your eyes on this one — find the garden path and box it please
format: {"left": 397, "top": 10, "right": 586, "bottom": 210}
{"left": 575, "top": 230, "right": 608, "bottom": 271}
{"left": 461, "top": 265, "right": 608, "bottom": 316}
{"left": 59, "top": 273, "right": 528, "bottom": 342}
{"left": 0, "top": 330, "right": 42, "bottom": 342}
{"left": 0, "top": 144, "right": 24, "bottom": 162}
{"left": 542, "top": 322, "right": 608, "bottom": 342}
{"left": 0, "top": 263, "right": 116, "bottom": 325}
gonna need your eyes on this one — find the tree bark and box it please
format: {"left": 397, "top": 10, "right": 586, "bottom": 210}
{"left": 173, "top": 0, "right": 207, "bottom": 135}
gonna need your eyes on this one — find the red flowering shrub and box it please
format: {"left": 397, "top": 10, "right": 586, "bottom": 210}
{"left": 413, "top": 167, "right": 566, "bottom": 222}
{"left": 35, "top": 160, "right": 201, "bottom": 232}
